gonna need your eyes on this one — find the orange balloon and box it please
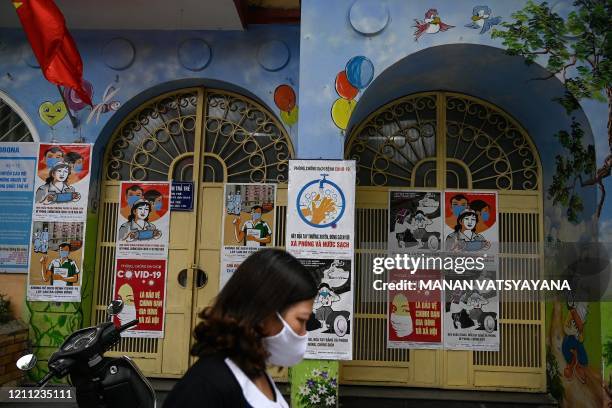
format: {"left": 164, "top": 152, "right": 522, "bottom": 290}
{"left": 335, "top": 70, "right": 358, "bottom": 99}
{"left": 274, "top": 84, "right": 296, "bottom": 112}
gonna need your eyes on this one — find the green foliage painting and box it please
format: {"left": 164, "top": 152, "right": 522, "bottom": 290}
{"left": 492, "top": 0, "right": 611, "bottom": 222}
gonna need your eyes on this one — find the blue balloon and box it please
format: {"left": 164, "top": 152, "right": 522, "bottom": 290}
{"left": 345, "top": 56, "right": 374, "bottom": 89}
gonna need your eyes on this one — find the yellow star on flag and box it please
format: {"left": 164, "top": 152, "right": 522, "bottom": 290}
{"left": 13, "top": 2, "right": 23, "bottom": 9}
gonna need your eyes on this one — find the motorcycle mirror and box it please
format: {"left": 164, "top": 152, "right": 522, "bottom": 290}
{"left": 16, "top": 354, "right": 37, "bottom": 371}
{"left": 107, "top": 299, "right": 124, "bottom": 316}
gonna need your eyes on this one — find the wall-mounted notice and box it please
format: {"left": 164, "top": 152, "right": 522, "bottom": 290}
{"left": 113, "top": 181, "right": 171, "bottom": 338}
{"left": 286, "top": 160, "right": 356, "bottom": 360}
{"left": 219, "top": 183, "right": 276, "bottom": 289}
{"left": 387, "top": 269, "right": 443, "bottom": 349}
{"left": 27, "top": 143, "right": 92, "bottom": 302}
{"left": 0, "top": 143, "right": 37, "bottom": 273}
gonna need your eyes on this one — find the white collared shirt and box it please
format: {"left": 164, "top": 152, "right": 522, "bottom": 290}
{"left": 224, "top": 358, "right": 288, "bottom": 408}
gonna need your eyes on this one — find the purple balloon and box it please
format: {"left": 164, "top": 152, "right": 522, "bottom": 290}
{"left": 63, "top": 80, "right": 93, "bottom": 111}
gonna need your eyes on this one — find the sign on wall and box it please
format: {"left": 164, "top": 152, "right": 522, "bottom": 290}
{"left": 286, "top": 160, "right": 356, "bottom": 360}
{"left": 442, "top": 190, "right": 499, "bottom": 351}
{"left": 0, "top": 143, "right": 37, "bottom": 274}
{"left": 27, "top": 143, "right": 92, "bottom": 302}
{"left": 220, "top": 183, "right": 276, "bottom": 289}
{"left": 113, "top": 181, "right": 171, "bottom": 338}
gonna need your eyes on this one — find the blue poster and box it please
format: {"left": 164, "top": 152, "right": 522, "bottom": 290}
{"left": 171, "top": 181, "right": 194, "bottom": 211}
{"left": 0, "top": 143, "right": 37, "bottom": 273}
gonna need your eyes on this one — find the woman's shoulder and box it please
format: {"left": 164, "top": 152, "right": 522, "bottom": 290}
{"left": 164, "top": 354, "right": 245, "bottom": 407}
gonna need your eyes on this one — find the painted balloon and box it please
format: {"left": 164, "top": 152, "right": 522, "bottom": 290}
{"left": 274, "top": 84, "right": 296, "bottom": 112}
{"left": 331, "top": 98, "right": 356, "bottom": 130}
{"left": 38, "top": 101, "right": 67, "bottom": 127}
{"left": 335, "top": 70, "right": 358, "bottom": 100}
{"left": 345, "top": 56, "right": 374, "bottom": 89}
{"left": 63, "top": 80, "right": 93, "bottom": 111}
{"left": 280, "top": 106, "right": 299, "bottom": 126}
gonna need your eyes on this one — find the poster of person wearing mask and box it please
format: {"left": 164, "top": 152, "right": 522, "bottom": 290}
{"left": 115, "top": 181, "right": 170, "bottom": 259}
{"left": 112, "top": 258, "right": 167, "bottom": 338}
{"left": 219, "top": 183, "right": 276, "bottom": 289}
{"left": 297, "top": 258, "right": 353, "bottom": 360}
{"left": 33, "top": 143, "right": 92, "bottom": 222}
{"left": 26, "top": 220, "right": 84, "bottom": 302}
{"left": 387, "top": 269, "right": 443, "bottom": 349}
{"left": 388, "top": 190, "right": 442, "bottom": 253}
{"left": 443, "top": 191, "right": 498, "bottom": 270}
{"left": 443, "top": 269, "right": 500, "bottom": 351}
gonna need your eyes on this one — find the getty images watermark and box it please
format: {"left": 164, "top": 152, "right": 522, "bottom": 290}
{"left": 370, "top": 253, "right": 571, "bottom": 292}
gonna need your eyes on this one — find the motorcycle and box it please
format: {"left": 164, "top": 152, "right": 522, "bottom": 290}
{"left": 16, "top": 300, "right": 156, "bottom": 408}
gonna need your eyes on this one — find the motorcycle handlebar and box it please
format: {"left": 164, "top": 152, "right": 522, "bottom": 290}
{"left": 37, "top": 371, "right": 55, "bottom": 387}
{"left": 118, "top": 319, "right": 139, "bottom": 332}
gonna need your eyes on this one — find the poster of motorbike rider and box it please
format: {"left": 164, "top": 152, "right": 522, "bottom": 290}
{"left": 443, "top": 269, "right": 500, "bottom": 351}
{"left": 388, "top": 190, "right": 443, "bottom": 253}
{"left": 298, "top": 258, "right": 353, "bottom": 360}
{"left": 33, "top": 143, "right": 92, "bottom": 222}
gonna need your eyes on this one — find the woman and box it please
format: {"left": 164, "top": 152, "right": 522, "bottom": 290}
{"left": 445, "top": 209, "right": 490, "bottom": 251}
{"left": 117, "top": 199, "right": 161, "bottom": 241}
{"left": 164, "top": 249, "right": 320, "bottom": 407}
{"left": 35, "top": 161, "right": 80, "bottom": 204}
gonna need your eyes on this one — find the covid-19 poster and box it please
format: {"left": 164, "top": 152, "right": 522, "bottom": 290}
{"left": 286, "top": 160, "right": 356, "bottom": 360}
{"left": 219, "top": 183, "right": 276, "bottom": 289}
{"left": 113, "top": 181, "right": 171, "bottom": 338}
{"left": 27, "top": 143, "right": 92, "bottom": 302}
{"left": 0, "top": 143, "right": 37, "bottom": 274}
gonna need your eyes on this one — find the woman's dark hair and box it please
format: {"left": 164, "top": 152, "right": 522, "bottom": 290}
{"left": 64, "top": 151, "right": 83, "bottom": 164}
{"left": 318, "top": 282, "right": 330, "bottom": 290}
{"left": 191, "top": 249, "right": 320, "bottom": 378}
{"left": 415, "top": 210, "right": 425, "bottom": 217}
{"left": 454, "top": 210, "right": 478, "bottom": 233}
{"left": 144, "top": 189, "right": 162, "bottom": 202}
{"left": 45, "top": 162, "right": 71, "bottom": 184}
{"left": 44, "top": 147, "right": 64, "bottom": 157}
{"left": 128, "top": 201, "right": 151, "bottom": 222}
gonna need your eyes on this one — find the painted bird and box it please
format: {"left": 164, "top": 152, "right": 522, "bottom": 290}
{"left": 465, "top": 5, "right": 502, "bottom": 35}
{"left": 413, "top": 8, "right": 454, "bottom": 42}
{"left": 87, "top": 84, "right": 121, "bottom": 124}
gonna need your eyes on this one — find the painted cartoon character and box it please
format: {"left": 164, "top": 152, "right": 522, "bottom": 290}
{"left": 445, "top": 209, "right": 491, "bottom": 252}
{"left": 116, "top": 283, "right": 137, "bottom": 329}
{"left": 144, "top": 189, "right": 163, "bottom": 222}
{"left": 469, "top": 199, "right": 492, "bottom": 233}
{"left": 324, "top": 260, "right": 349, "bottom": 280}
{"left": 314, "top": 283, "right": 341, "bottom": 330}
{"left": 445, "top": 194, "right": 468, "bottom": 228}
{"left": 121, "top": 185, "right": 144, "bottom": 219}
{"left": 562, "top": 301, "right": 588, "bottom": 383}
{"left": 411, "top": 210, "right": 433, "bottom": 248}
{"left": 413, "top": 8, "right": 454, "bottom": 41}
{"left": 393, "top": 208, "right": 416, "bottom": 248}
{"left": 390, "top": 293, "right": 413, "bottom": 337}
{"left": 35, "top": 161, "right": 80, "bottom": 204}
{"left": 465, "top": 5, "right": 502, "bottom": 34}
{"left": 233, "top": 205, "right": 272, "bottom": 247}
{"left": 37, "top": 146, "right": 64, "bottom": 180}
{"left": 64, "top": 151, "right": 85, "bottom": 184}
{"left": 39, "top": 242, "right": 80, "bottom": 287}
{"left": 118, "top": 199, "right": 162, "bottom": 241}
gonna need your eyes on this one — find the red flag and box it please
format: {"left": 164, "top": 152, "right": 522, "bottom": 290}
{"left": 13, "top": 0, "right": 92, "bottom": 106}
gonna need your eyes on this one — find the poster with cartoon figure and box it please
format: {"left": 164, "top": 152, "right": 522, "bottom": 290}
{"left": 286, "top": 160, "right": 356, "bottom": 258}
{"left": 443, "top": 269, "right": 500, "bottom": 351}
{"left": 387, "top": 269, "right": 443, "bottom": 349}
{"left": 287, "top": 160, "right": 355, "bottom": 359}
{"left": 0, "top": 143, "right": 37, "bottom": 273}
{"left": 219, "top": 183, "right": 276, "bottom": 289}
{"left": 443, "top": 191, "right": 498, "bottom": 269}
{"left": 112, "top": 258, "right": 167, "bottom": 338}
{"left": 298, "top": 258, "right": 353, "bottom": 360}
{"left": 26, "top": 220, "right": 84, "bottom": 302}
{"left": 116, "top": 181, "right": 170, "bottom": 259}
{"left": 33, "top": 143, "right": 92, "bottom": 222}
{"left": 388, "top": 190, "right": 443, "bottom": 253}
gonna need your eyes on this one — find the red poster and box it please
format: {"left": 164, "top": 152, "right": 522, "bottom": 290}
{"left": 387, "top": 269, "right": 442, "bottom": 349}
{"left": 112, "top": 258, "right": 166, "bottom": 338}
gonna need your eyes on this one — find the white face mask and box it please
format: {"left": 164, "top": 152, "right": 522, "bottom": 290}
{"left": 262, "top": 313, "right": 308, "bottom": 367}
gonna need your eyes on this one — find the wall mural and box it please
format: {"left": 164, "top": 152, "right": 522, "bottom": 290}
{"left": 413, "top": 8, "right": 454, "bottom": 42}
{"left": 331, "top": 56, "right": 374, "bottom": 132}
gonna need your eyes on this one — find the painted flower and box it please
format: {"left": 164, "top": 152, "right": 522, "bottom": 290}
{"left": 317, "top": 384, "right": 327, "bottom": 394}
{"left": 299, "top": 385, "right": 310, "bottom": 396}
{"left": 306, "top": 379, "right": 315, "bottom": 388}
{"left": 321, "top": 370, "right": 329, "bottom": 379}
{"left": 310, "top": 394, "right": 321, "bottom": 404}
{"left": 311, "top": 369, "right": 321, "bottom": 377}
{"left": 330, "top": 378, "right": 337, "bottom": 387}
{"left": 325, "top": 395, "right": 336, "bottom": 406}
